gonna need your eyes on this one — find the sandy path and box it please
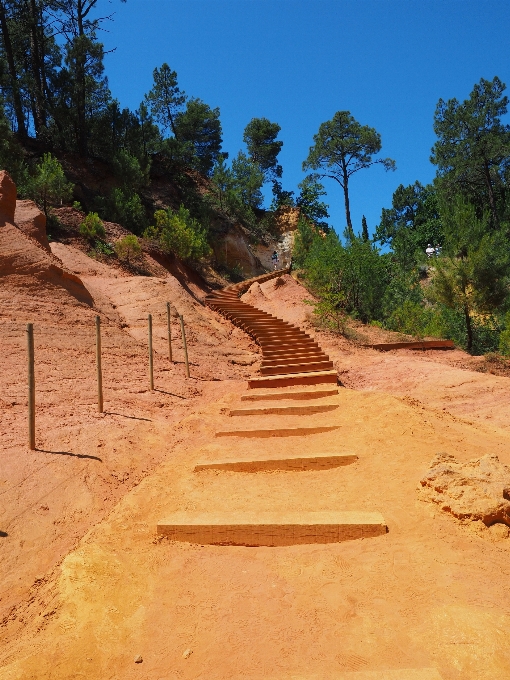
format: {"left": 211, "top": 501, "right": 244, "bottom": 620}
{"left": 0, "top": 235, "right": 257, "bottom": 636}
{"left": 2, "top": 234, "right": 510, "bottom": 679}
{"left": 1, "top": 388, "right": 509, "bottom": 679}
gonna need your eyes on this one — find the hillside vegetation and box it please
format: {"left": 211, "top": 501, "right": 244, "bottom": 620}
{"left": 2, "top": 3, "right": 510, "bottom": 352}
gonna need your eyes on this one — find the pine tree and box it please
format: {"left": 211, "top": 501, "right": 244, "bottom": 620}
{"left": 362, "top": 215, "right": 369, "bottom": 241}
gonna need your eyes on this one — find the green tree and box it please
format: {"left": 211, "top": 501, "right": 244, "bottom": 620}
{"left": 292, "top": 214, "right": 322, "bottom": 267}
{"left": 115, "top": 234, "right": 141, "bottom": 264}
{"left": 243, "top": 117, "right": 283, "bottom": 180}
{"left": 231, "top": 151, "right": 264, "bottom": 208}
{"left": 296, "top": 174, "right": 329, "bottom": 228}
{"left": 302, "top": 230, "right": 390, "bottom": 324}
{"left": 112, "top": 150, "right": 149, "bottom": 193}
{"left": 375, "top": 181, "right": 443, "bottom": 270}
{"left": 427, "top": 197, "right": 510, "bottom": 351}
{"left": 0, "top": 100, "right": 27, "bottom": 187}
{"left": 79, "top": 211, "right": 105, "bottom": 239}
{"left": 105, "top": 188, "right": 148, "bottom": 234}
{"left": 303, "top": 111, "right": 396, "bottom": 237}
{"left": 174, "top": 98, "right": 223, "bottom": 175}
{"left": 210, "top": 155, "right": 233, "bottom": 212}
{"left": 431, "top": 76, "right": 510, "bottom": 229}
{"left": 151, "top": 205, "right": 210, "bottom": 261}
{"left": 145, "top": 63, "right": 186, "bottom": 138}
{"left": 51, "top": 1, "right": 126, "bottom": 155}
{"left": 0, "top": 0, "right": 27, "bottom": 136}
{"left": 29, "top": 153, "right": 73, "bottom": 216}
{"left": 361, "top": 215, "right": 369, "bottom": 242}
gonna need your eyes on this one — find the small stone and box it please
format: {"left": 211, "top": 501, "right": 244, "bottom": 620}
{"left": 134, "top": 655, "right": 143, "bottom": 664}
{"left": 182, "top": 648, "right": 192, "bottom": 659}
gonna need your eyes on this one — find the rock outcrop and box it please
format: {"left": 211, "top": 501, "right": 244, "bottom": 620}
{"left": 14, "top": 199, "right": 51, "bottom": 251}
{"left": 420, "top": 452, "right": 510, "bottom": 527}
{"left": 0, "top": 170, "right": 17, "bottom": 223}
{"left": 0, "top": 172, "right": 93, "bottom": 306}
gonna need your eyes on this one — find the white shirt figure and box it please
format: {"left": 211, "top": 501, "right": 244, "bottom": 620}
{"left": 425, "top": 244, "right": 435, "bottom": 258}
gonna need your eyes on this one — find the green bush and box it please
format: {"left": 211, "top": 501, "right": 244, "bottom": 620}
{"left": 151, "top": 205, "right": 211, "bottom": 261}
{"left": 94, "top": 240, "right": 114, "bottom": 256}
{"left": 80, "top": 212, "right": 106, "bottom": 240}
{"left": 107, "top": 188, "right": 148, "bottom": 234}
{"left": 385, "top": 300, "right": 435, "bottom": 339}
{"left": 302, "top": 233, "right": 390, "bottom": 324}
{"left": 114, "top": 235, "right": 141, "bottom": 263}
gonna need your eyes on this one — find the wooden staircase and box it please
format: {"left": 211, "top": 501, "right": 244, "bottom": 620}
{"left": 205, "top": 269, "right": 337, "bottom": 387}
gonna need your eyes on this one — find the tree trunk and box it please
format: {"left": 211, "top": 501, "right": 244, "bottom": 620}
{"left": 341, "top": 158, "right": 353, "bottom": 237}
{"left": 0, "top": 0, "right": 26, "bottom": 136}
{"left": 464, "top": 303, "right": 473, "bottom": 352}
{"left": 483, "top": 158, "right": 499, "bottom": 229}
{"left": 75, "top": 1, "right": 88, "bottom": 155}
{"left": 28, "top": 0, "right": 46, "bottom": 133}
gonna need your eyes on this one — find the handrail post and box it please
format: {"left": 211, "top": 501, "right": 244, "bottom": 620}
{"left": 166, "top": 302, "right": 173, "bottom": 363}
{"left": 148, "top": 314, "right": 154, "bottom": 390}
{"left": 95, "top": 315, "right": 103, "bottom": 413}
{"left": 27, "top": 323, "right": 35, "bottom": 450}
{"left": 179, "top": 315, "right": 190, "bottom": 378}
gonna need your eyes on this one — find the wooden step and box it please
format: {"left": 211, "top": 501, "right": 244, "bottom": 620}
{"left": 259, "top": 341, "right": 319, "bottom": 349}
{"left": 261, "top": 354, "right": 328, "bottom": 366}
{"left": 334, "top": 671, "right": 444, "bottom": 680}
{"left": 215, "top": 425, "right": 340, "bottom": 438}
{"left": 157, "top": 511, "right": 387, "bottom": 546}
{"left": 229, "top": 403, "right": 339, "bottom": 416}
{"left": 248, "top": 370, "right": 338, "bottom": 389}
{"left": 241, "top": 386, "right": 339, "bottom": 401}
{"left": 194, "top": 452, "right": 357, "bottom": 472}
{"left": 261, "top": 361, "right": 333, "bottom": 376}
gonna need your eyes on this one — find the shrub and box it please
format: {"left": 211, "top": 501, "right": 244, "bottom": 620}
{"left": 152, "top": 205, "right": 211, "bottom": 261}
{"left": 94, "top": 240, "right": 114, "bottom": 256}
{"left": 80, "top": 212, "right": 106, "bottom": 240}
{"left": 114, "top": 235, "right": 141, "bottom": 264}
{"left": 385, "top": 300, "right": 435, "bottom": 339}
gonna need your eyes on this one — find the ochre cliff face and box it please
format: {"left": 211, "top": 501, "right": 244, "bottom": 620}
{"left": 14, "top": 199, "right": 51, "bottom": 252}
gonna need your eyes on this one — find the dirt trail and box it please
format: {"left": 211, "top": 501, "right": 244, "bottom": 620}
{"left": 0, "top": 205, "right": 258, "bottom": 638}
{"left": 1, "top": 388, "right": 510, "bottom": 679}
{"left": 2, "top": 186, "right": 510, "bottom": 678}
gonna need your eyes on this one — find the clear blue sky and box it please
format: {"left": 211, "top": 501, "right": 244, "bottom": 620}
{"left": 99, "top": 0, "right": 510, "bottom": 240}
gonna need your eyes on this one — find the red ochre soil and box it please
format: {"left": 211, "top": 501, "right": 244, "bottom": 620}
{"left": 2, "top": 196, "right": 510, "bottom": 678}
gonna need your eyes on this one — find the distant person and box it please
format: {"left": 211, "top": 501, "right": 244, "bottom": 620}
{"left": 425, "top": 244, "right": 435, "bottom": 258}
{"left": 271, "top": 250, "right": 279, "bottom": 270}
{"left": 435, "top": 244, "right": 441, "bottom": 256}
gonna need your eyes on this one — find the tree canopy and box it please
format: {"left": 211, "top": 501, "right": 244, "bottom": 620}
{"left": 431, "top": 76, "right": 510, "bottom": 229}
{"left": 243, "top": 117, "right": 283, "bottom": 181}
{"left": 303, "top": 110, "right": 395, "bottom": 237}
